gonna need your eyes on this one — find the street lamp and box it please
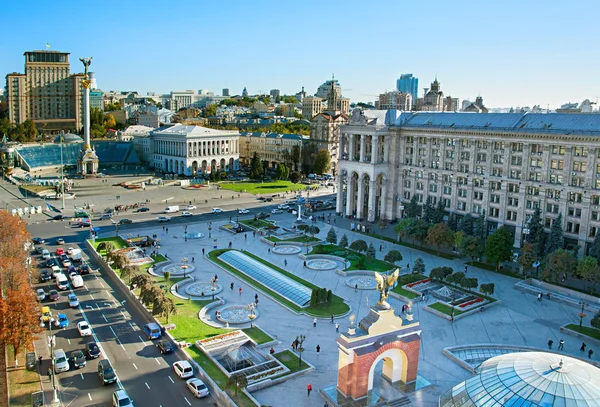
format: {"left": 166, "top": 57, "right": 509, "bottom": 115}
{"left": 59, "top": 133, "right": 65, "bottom": 210}
{"left": 181, "top": 257, "right": 189, "bottom": 278}
{"left": 184, "top": 225, "right": 188, "bottom": 242}
{"left": 579, "top": 301, "right": 588, "bottom": 330}
{"left": 296, "top": 335, "right": 306, "bottom": 368}
{"left": 208, "top": 222, "right": 212, "bottom": 239}
{"left": 44, "top": 311, "right": 59, "bottom": 403}
{"left": 247, "top": 303, "right": 256, "bottom": 328}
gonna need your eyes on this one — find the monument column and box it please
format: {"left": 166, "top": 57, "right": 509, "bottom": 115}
{"left": 336, "top": 175, "right": 344, "bottom": 214}
{"left": 371, "top": 136, "right": 379, "bottom": 164}
{"left": 356, "top": 178, "right": 365, "bottom": 219}
{"left": 367, "top": 180, "right": 377, "bottom": 222}
{"left": 77, "top": 57, "right": 99, "bottom": 175}
{"left": 346, "top": 176, "right": 355, "bottom": 217}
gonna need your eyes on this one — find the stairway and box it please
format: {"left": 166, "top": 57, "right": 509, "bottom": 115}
{"left": 387, "top": 396, "right": 411, "bottom": 406}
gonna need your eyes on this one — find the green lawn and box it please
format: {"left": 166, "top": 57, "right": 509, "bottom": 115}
{"left": 219, "top": 180, "right": 305, "bottom": 194}
{"left": 153, "top": 253, "right": 168, "bottom": 263}
{"left": 266, "top": 235, "right": 320, "bottom": 243}
{"left": 465, "top": 261, "right": 524, "bottom": 279}
{"left": 429, "top": 302, "right": 465, "bottom": 316}
{"left": 565, "top": 324, "right": 600, "bottom": 340}
{"left": 273, "top": 350, "right": 310, "bottom": 374}
{"left": 186, "top": 347, "right": 255, "bottom": 407}
{"left": 209, "top": 249, "right": 350, "bottom": 317}
{"left": 312, "top": 244, "right": 395, "bottom": 272}
{"left": 244, "top": 326, "right": 274, "bottom": 344}
{"left": 6, "top": 347, "right": 40, "bottom": 407}
{"left": 93, "top": 236, "right": 129, "bottom": 253}
{"left": 240, "top": 218, "right": 275, "bottom": 229}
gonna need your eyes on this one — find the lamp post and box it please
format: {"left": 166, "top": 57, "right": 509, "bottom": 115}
{"left": 579, "top": 301, "right": 588, "bottom": 330}
{"left": 247, "top": 302, "right": 256, "bottom": 328}
{"left": 296, "top": 335, "right": 306, "bottom": 368}
{"left": 181, "top": 257, "right": 189, "bottom": 278}
{"left": 208, "top": 222, "right": 212, "bottom": 239}
{"left": 45, "top": 311, "right": 59, "bottom": 403}
{"left": 184, "top": 225, "right": 188, "bottom": 242}
{"left": 59, "top": 134, "right": 65, "bottom": 210}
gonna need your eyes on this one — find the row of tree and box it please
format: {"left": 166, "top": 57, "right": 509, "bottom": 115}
{"left": 247, "top": 146, "right": 331, "bottom": 182}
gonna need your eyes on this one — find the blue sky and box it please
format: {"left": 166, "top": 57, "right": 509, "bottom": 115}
{"left": 2, "top": 0, "right": 599, "bottom": 108}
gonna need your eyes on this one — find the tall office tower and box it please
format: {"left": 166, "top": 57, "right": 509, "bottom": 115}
{"left": 242, "top": 87, "right": 248, "bottom": 98}
{"left": 222, "top": 88, "right": 230, "bottom": 97}
{"left": 270, "top": 89, "right": 280, "bottom": 100}
{"left": 396, "top": 73, "right": 418, "bottom": 107}
{"left": 5, "top": 50, "right": 85, "bottom": 133}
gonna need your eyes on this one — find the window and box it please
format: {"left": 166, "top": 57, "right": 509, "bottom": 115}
{"left": 446, "top": 138, "right": 456, "bottom": 147}
{"left": 568, "top": 207, "right": 582, "bottom": 218}
{"left": 457, "top": 176, "right": 468, "bottom": 186}
{"left": 431, "top": 138, "right": 440, "bottom": 146}
{"left": 546, "top": 189, "right": 561, "bottom": 199}
{"left": 511, "top": 156, "right": 523, "bottom": 166}
{"left": 416, "top": 181, "right": 424, "bottom": 190}
{"left": 511, "top": 143, "right": 523, "bottom": 152}
{"left": 569, "top": 192, "right": 583, "bottom": 203}
{"left": 460, "top": 139, "right": 471, "bottom": 148}
{"left": 405, "top": 147, "right": 414, "bottom": 155}
{"left": 429, "top": 184, "right": 438, "bottom": 193}
{"left": 526, "top": 200, "right": 540, "bottom": 209}
{"left": 443, "top": 174, "right": 452, "bottom": 183}
{"left": 493, "top": 154, "right": 504, "bottom": 164}
{"left": 415, "top": 170, "right": 424, "bottom": 178}
{"left": 546, "top": 203, "right": 560, "bottom": 214}
{"left": 506, "top": 211, "right": 517, "bottom": 221}
{"left": 418, "top": 148, "right": 427, "bottom": 156}
{"left": 403, "top": 191, "right": 411, "bottom": 199}
{"left": 590, "top": 227, "right": 597, "bottom": 238}
{"left": 549, "top": 174, "right": 563, "bottom": 184}
{"left": 566, "top": 222, "right": 580, "bottom": 234}
{"left": 443, "top": 186, "right": 452, "bottom": 195}
{"left": 419, "top": 137, "right": 427, "bottom": 144}
{"left": 529, "top": 172, "right": 542, "bottom": 181}
{"left": 403, "top": 180, "right": 411, "bottom": 188}
{"left": 551, "top": 145, "right": 565, "bottom": 155}
{"left": 477, "top": 153, "right": 487, "bottom": 162}
{"left": 572, "top": 161, "right": 587, "bottom": 172}
{"left": 430, "top": 161, "right": 440, "bottom": 169}
{"left": 473, "top": 191, "right": 484, "bottom": 200}
{"left": 416, "top": 193, "right": 423, "bottom": 202}
{"left": 431, "top": 149, "right": 440, "bottom": 157}
{"left": 457, "top": 201, "right": 466, "bottom": 211}
{"left": 472, "top": 204, "right": 483, "bottom": 214}
{"left": 429, "top": 196, "right": 438, "bottom": 205}
{"left": 530, "top": 158, "right": 543, "bottom": 168}
{"left": 405, "top": 136, "right": 414, "bottom": 144}
{"left": 442, "top": 198, "right": 452, "bottom": 208}
{"left": 458, "top": 189, "right": 468, "bottom": 198}
{"left": 473, "top": 178, "right": 484, "bottom": 187}
{"left": 490, "top": 194, "right": 500, "bottom": 203}
{"left": 493, "top": 141, "right": 505, "bottom": 150}
{"left": 551, "top": 160, "right": 564, "bottom": 170}
{"left": 489, "top": 207, "right": 500, "bottom": 218}
{"left": 509, "top": 169, "right": 521, "bottom": 179}
{"left": 475, "top": 165, "right": 486, "bottom": 175}
{"left": 574, "top": 147, "right": 588, "bottom": 157}
{"left": 490, "top": 181, "right": 501, "bottom": 191}
{"left": 526, "top": 186, "right": 540, "bottom": 196}
{"left": 477, "top": 140, "right": 488, "bottom": 149}
{"left": 593, "top": 195, "right": 600, "bottom": 205}
{"left": 492, "top": 167, "right": 503, "bottom": 177}
{"left": 530, "top": 144, "right": 543, "bottom": 154}
{"left": 508, "top": 197, "right": 519, "bottom": 207}
{"left": 405, "top": 157, "right": 413, "bottom": 165}
{"left": 429, "top": 173, "right": 438, "bottom": 181}
{"left": 508, "top": 183, "right": 520, "bottom": 193}
{"left": 459, "top": 164, "right": 469, "bottom": 173}
{"left": 592, "top": 212, "right": 600, "bottom": 221}
{"left": 460, "top": 152, "right": 470, "bottom": 161}
{"left": 570, "top": 177, "right": 585, "bottom": 187}
{"left": 445, "top": 150, "right": 455, "bottom": 159}
{"left": 444, "top": 162, "right": 454, "bottom": 171}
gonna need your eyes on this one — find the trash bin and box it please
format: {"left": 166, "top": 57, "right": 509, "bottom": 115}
{"left": 25, "top": 352, "right": 36, "bottom": 371}
{"left": 31, "top": 390, "right": 44, "bottom": 407}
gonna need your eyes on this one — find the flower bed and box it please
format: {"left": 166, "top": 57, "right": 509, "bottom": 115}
{"left": 406, "top": 278, "right": 431, "bottom": 288}
{"left": 199, "top": 330, "right": 246, "bottom": 347}
{"left": 246, "top": 366, "right": 285, "bottom": 383}
{"left": 458, "top": 297, "right": 484, "bottom": 308}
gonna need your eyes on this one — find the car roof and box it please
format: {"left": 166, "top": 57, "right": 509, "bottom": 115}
{"left": 114, "top": 389, "right": 128, "bottom": 398}
{"left": 175, "top": 360, "right": 192, "bottom": 368}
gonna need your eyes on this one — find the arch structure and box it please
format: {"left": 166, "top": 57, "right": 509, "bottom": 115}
{"left": 336, "top": 308, "right": 421, "bottom": 400}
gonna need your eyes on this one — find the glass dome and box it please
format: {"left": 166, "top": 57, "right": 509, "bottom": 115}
{"left": 440, "top": 352, "right": 600, "bottom": 407}
{"left": 54, "top": 133, "right": 83, "bottom": 144}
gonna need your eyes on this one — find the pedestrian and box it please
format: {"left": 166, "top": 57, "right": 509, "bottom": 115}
{"left": 304, "top": 260, "right": 307, "bottom": 267}
{"left": 291, "top": 341, "right": 296, "bottom": 351}
{"left": 335, "top": 322, "right": 339, "bottom": 333}
{"left": 239, "top": 287, "right": 242, "bottom": 295}
{"left": 255, "top": 298, "right": 259, "bottom": 306}
{"left": 330, "top": 314, "right": 334, "bottom": 324}
{"left": 284, "top": 259, "right": 288, "bottom": 267}
{"left": 324, "top": 402, "right": 329, "bottom": 407}
{"left": 313, "top": 318, "right": 317, "bottom": 328}
{"left": 307, "top": 383, "right": 312, "bottom": 397}
{"left": 407, "top": 263, "right": 410, "bottom": 270}
{"left": 245, "top": 234, "right": 247, "bottom": 240}
{"left": 38, "top": 355, "right": 42, "bottom": 366}
{"left": 162, "top": 225, "right": 165, "bottom": 231}
{"left": 379, "top": 244, "right": 382, "bottom": 252}
{"left": 255, "top": 293, "right": 258, "bottom": 302}
{"left": 166, "top": 227, "right": 169, "bottom": 234}
{"left": 464, "top": 265, "right": 468, "bottom": 274}
{"left": 202, "top": 248, "right": 205, "bottom": 256}
{"left": 228, "top": 241, "right": 232, "bottom": 249}
{"left": 558, "top": 339, "right": 565, "bottom": 351}
{"left": 354, "top": 283, "right": 358, "bottom": 292}
{"left": 316, "top": 344, "right": 320, "bottom": 356}
{"left": 269, "top": 347, "right": 275, "bottom": 355}
{"left": 253, "top": 231, "right": 256, "bottom": 237}
{"left": 537, "top": 293, "right": 542, "bottom": 302}
{"left": 230, "top": 282, "right": 234, "bottom": 290}
{"left": 268, "top": 248, "right": 271, "bottom": 254}
{"left": 192, "top": 257, "right": 195, "bottom": 263}
{"left": 589, "top": 349, "right": 594, "bottom": 359}
{"left": 581, "top": 342, "right": 587, "bottom": 352}
{"left": 47, "top": 368, "right": 52, "bottom": 381}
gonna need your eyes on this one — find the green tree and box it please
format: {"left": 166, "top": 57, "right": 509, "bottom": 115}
{"left": 429, "top": 267, "right": 446, "bottom": 281}
{"left": 226, "top": 373, "right": 248, "bottom": 396}
{"left": 366, "top": 243, "right": 376, "bottom": 258}
{"left": 412, "top": 257, "right": 425, "bottom": 274}
{"left": 526, "top": 207, "right": 544, "bottom": 246}
{"left": 326, "top": 227, "right": 337, "bottom": 244}
{"left": 289, "top": 171, "right": 301, "bottom": 184}
{"left": 249, "top": 152, "right": 264, "bottom": 180}
{"left": 592, "top": 312, "right": 600, "bottom": 330}
{"left": 446, "top": 272, "right": 466, "bottom": 286}
{"left": 97, "top": 241, "right": 116, "bottom": 256}
{"left": 484, "top": 227, "right": 514, "bottom": 271}
{"left": 274, "top": 163, "right": 289, "bottom": 180}
{"left": 426, "top": 222, "right": 455, "bottom": 254}
{"left": 460, "top": 214, "right": 474, "bottom": 236}
{"left": 204, "top": 104, "right": 217, "bottom": 117}
{"left": 461, "top": 235, "right": 483, "bottom": 261}
{"left": 588, "top": 235, "right": 600, "bottom": 263}
{"left": 474, "top": 210, "right": 487, "bottom": 243}
{"left": 480, "top": 283, "right": 495, "bottom": 295}
{"left": 290, "top": 145, "right": 301, "bottom": 171}
{"left": 405, "top": 218, "right": 430, "bottom": 246}
{"left": 350, "top": 239, "right": 368, "bottom": 253}
{"left": 395, "top": 217, "right": 413, "bottom": 242}
{"left": 576, "top": 256, "right": 600, "bottom": 292}
{"left": 314, "top": 148, "right": 331, "bottom": 175}
{"left": 163, "top": 271, "right": 171, "bottom": 281}
{"left": 545, "top": 213, "right": 564, "bottom": 254}
{"left": 152, "top": 294, "right": 177, "bottom": 324}
{"left": 406, "top": 195, "right": 421, "bottom": 218}
{"left": 542, "top": 249, "right": 576, "bottom": 284}
{"left": 384, "top": 250, "right": 403, "bottom": 263}
{"left": 120, "top": 264, "right": 139, "bottom": 284}
{"left": 448, "top": 213, "right": 458, "bottom": 231}
{"left": 432, "top": 199, "right": 446, "bottom": 224}
{"left": 462, "top": 277, "right": 479, "bottom": 290}
{"left": 518, "top": 243, "right": 539, "bottom": 277}
{"left": 422, "top": 196, "right": 435, "bottom": 224}
{"left": 339, "top": 234, "right": 348, "bottom": 248}
{"left": 130, "top": 273, "right": 152, "bottom": 291}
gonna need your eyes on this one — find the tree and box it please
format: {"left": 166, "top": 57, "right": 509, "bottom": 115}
{"left": 395, "top": 218, "right": 413, "bottom": 242}
{"left": 446, "top": 272, "right": 466, "bottom": 287}
{"left": 545, "top": 213, "right": 564, "bottom": 254}
{"left": 290, "top": 145, "right": 301, "bottom": 171}
{"left": 518, "top": 243, "right": 539, "bottom": 276}
{"left": 541, "top": 249, "right": 576, "bottom": 284}
{"left": 576, "top": 256, "right": 600, "bottom": 292}
{"left": 592, "top": 312, "right": 600, "bottom": 330}
{"left": 405, "top": 218, "right": 429, "bottom": 246}
{"left": 412, "top": 257, "right": 425, "bottom": 275}
{"left": 274, "top": 163, "right": 289, "bottom": 180}
{"left": 290, "top": 171, "right": 301, "bottom": 184}
{"left": 459, "top": 214, "right": 474, "bottom": 236}
{"left": 474, "top": 210, "right": 487, "bottom": 243}
{"left": 484, "top": 227, "right": 514, "bottom": 271}
{"left": 163, "top": 271, "right": 171, "bottom": 281}
{"left": 406, "top": 195, "right": 421, "bottom": 218}
{"left": 384, "top": 250, "right": 403, "bottom": 264}
{"left": 422, "top": 196, "right": 435, "bottom": 224}
{"left": 307, "top": 225, "right": 320, "bottom": 239}
{"left": 314, "top": 148, "right": 331, "bottom": 175}
{"left": 339, "top": 234, "right": 348, "bottom": 249}
{"left": 462, "top": 277, "right": 479, "bottom": 290}
{"left": 350, "top": 239, "right": 368, "bottom": 253}
{"left": 326, "top": 228, "right": 337, "bottom": 244}
{"left": 103, "top": 113, "right": 116, "bottom": 129}
{"left": 0, "top": 277, "right": 43, "bottom": 366}
{"left": 153, "top": 294, "right": 177, "bottom": 324}
{"left": 204, "top": 103, "right": 217, "bottom": 117}
{"left": 426, "top": 222, "right": 455, "bottom": 254}
{"left": 249, "top": 152, "right": 264, "bottom": 180}
{"left": 447, "top": 213, "right": 458, "bottom": 231}
{"left": 130, "top": 273, "right": 152, "bottom": 291}
{"left": 226, "top": 373, "right": 248, "bottom": 396}
{"left": 366, "top": 243, "right": 376, "bottom": 258}
{"left": 589, "top": 235, "right": 600, "bottom": 263}
{"left": 429, "top": 267, "right": 446, "bottom": 281}
{"left": 526, "top": 207, "right": 544, "bottom": 246}
{"left": 432, "top": 199, "right": 446, "bottom": 224}
{"left": 120, "top": 264, "right": 139, "bottom": 284}
{"left": 461, "top": 235, "right": 484, "bottom": 261}
{"left": 480, "top": 283, "right": 495, "bottom": 295}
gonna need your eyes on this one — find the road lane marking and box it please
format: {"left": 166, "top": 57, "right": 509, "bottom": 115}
{"left": 99, "top": 282, "right": 105, "bottom": 288}
{"left": 168, "top": 376, "right": 174, "bottom": 384}
{"left": 120, "top": 310, "right": 126, "bottom": 319}
{"left": 89, "top": 294, "right": 94, "bottom": 300}
{"left": 96, "top": 303, "right": 101, "bottom": 310}
{"left": 67, "top": 339, "right": 71, "bottom": 345}
{"left": 145, "top": 382, "right": 150, "bottom": 389}
{"left": 184, "top": 397, "right": 191, "bottom": 405}
{"left": 109, "top": 326, "right": 126, "bottom": 351}
{"left": 104, "top": 302, "right": 111, "bottom": 307}
{"left": 94, "top": 274, "right": 98, "bottom": 279}
{"left": 155, "top": 358, "right": 160, "bottom": 365}
{"left": 85, "top": 305, "right": 93, "bottom": 310}
{"left": 80, "top": 373, "right": 84, "bottom": 380}
{"left": 88, "top": 393, "right": 92, "bottom": 401}
{"left": 129, "top": 322, "right": 136, "bottom": 330}
{"left": 138, "top": 336, "right": 147, "bottom": 346}
{"left": 133, "top": 363, "right": 138, "bottom": 370}
{"left": 102, "top": 315, "right": 107, "bottom": 322}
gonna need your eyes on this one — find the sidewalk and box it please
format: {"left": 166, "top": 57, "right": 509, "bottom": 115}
{"left": 32, "top": 331, "right": 60, "bottom": 407}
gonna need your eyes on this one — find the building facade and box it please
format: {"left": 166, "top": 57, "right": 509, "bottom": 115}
{"left": 302, "top": 97, "right": 323, "bottom": 120}
{"left": 378, "top": 91, "right": 412, "bottom": 111}
{"left": 420, "top": 78, "right": 444, "bottom": 111}
{"left": 239, "top": 132, "right": 306, "bottom": 170}
{"left": 337, "top": 110, "right": 600, "bottom": 254}
{"left": 396, "top": 74, "right": 418, "bottom": 107}
{"left": 5, "top": 50, "right": 85, "bottom": 133}
{"left": 151, "top": 124, "right": 240, "bottom": 175}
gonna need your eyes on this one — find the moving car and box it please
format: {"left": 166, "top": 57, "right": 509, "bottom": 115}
{"left": 156, "top": 340, "right": 174, "bottom": 354}
{"left": 87, "top": 341, "right": 101, "bottom": 358}
{"left": 99, "top": 213, "right": 113, "bottom": 220}
{"left": 173, "top": 360, "right": 194, "bottom": 379}
{"left": 54, "top": 349, "right": 69, "bottom": 373}
{"left": 163, "top": 205, "right": 180, "bottom": 213}
{"left": 143, "top": 323, "right": 162, "bottom": 339}
{"left": 256, "top": 212, "right": 270, "bottom": 219}
{"left": 68, "top": 294, "right": 79, "bottom": 308}
{"left": 48, "top": 290, "right": 60, "bottom": 301}
{"left": 112, "top": 390, "right": 133, "bottom": 407}
{"left": 211, "top": 208, "right": 224, "bottom": 214}
{"left": 36, "top": 288, "right": 46, "bottom": 301}
{"left": 185, "top": 205, "right": 196, "bottom": 210}
{"left": 56, "top": 238, "right": 65, "bottom": 245}
{"left": 285, "top": 200, "right": 297, "bottom": 205}
{"left": 181, "top": 211, "right": 193, "bottom": 217}
{"left": 71, "top": 350, "right": 86, "bottom": 369}
{"left": 79, "top": 264, "right": 91, "bottom": 275}
{"left": 238, "top": 209, "right": 250, "bottom": 214}
{"left": 32, "top": 237, "right": 45, "bottom": 244}
{"left": 55, "top": 273, "right": 69, "bottom": 290}
{"left": 271, "top": 209, "right": 284, "bottom": 214}
{"left": 134, "top": 207, "right": 149, "bottom": 212}
{"left": 54, "top": 314, "right": 69, "bottom": 329}
{"left": 157, "top": 216, "right": 171, "bottom": 222}
{"left": 118, "top": 218, "right": 132, "bottom": 225}
{"left": 277, "top": 204, "right": 290, "bottom": 210}
{"left": 78, "top": 321, "right": 92, "bottom": 336}
{"left": 186, "top": 378, "right": 209, "bottom": 398}
{"left": 98, "top": 359, "right": 117, "bottom": 385}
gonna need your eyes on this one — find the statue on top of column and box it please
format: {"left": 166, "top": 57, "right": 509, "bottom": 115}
{"left": 79, "top": 57, "right": 93, "bottom": 79}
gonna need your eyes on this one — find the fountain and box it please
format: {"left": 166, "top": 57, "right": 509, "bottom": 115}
{"left": 271, "top": 245, "right": 302, "bottom": 255}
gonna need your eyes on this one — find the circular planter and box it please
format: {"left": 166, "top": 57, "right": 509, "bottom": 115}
{"left": 216, "top": 305, "right": 259, "bottom": 325}
{"left": 159, "top": 263, "right": 196, "bottom": 276}
{"left": 184, "top": 281, "right": 223, "bottom": 297}
{"left": 272, "top": 245, "right": 302, "bottom": 255}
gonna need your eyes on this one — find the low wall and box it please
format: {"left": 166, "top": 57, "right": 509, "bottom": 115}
{"left": 560, "top": 324, "right": 600, "bottom": 347}
{"left": 522, "top": 278, "right": 600, "bottom": 307}
{"left": 424, "top": 299, "right": 502, "bottom": 321}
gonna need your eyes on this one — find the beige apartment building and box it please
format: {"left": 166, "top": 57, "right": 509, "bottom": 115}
{"left": 5, "top": 50, "right": 85, "bottom": 133}
{"left": 239, "top": 132, "right": 306, "bottom": 170}
{"left": 337, "top": 110, "right": 600, "bottom": 255}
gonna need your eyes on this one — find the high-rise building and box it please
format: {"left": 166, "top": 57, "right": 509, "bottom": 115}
{"left": 270, "top": 89, "right": 280, "bottom": 100}
{"left": 302, "top": 97, "right": 323, "bottom": 120}
{"left": 222, "top": 88, "right": 230, "bottom": 97}
{"left": 5, "top": 50, "right": 85, "bottom": 133}
{"left": 396, "top": 74, "right": 418, "bottom": 107}
{"left": 378, "top": 91, "right": 412, "bottom": 110}
{"left": 242, "top": 87, "right": 248, "bottom": 98}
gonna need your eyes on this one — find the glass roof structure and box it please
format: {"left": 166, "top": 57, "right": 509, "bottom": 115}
{"left": 440, "top": 352, "right": 600, "bottom": 407}
{"left": 218, "top": 251, "right": 312, "bottom": 307}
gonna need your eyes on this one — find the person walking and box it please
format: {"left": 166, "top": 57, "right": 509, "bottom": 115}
{"left": 335, "top": 323, "right": 339, "bottom": 333}
{"left": 230, "top": 282, "right": 234, "bottom": 290}
{"left": 268, "top": 248, "right": 271, "bottom": 254}
{"left": 330, "top": 314, "right": 334, "bottom": 324}
{"left": 255, "top": 293, "right": 259, "bottom": 302}
{"left": 537, "top": 293, "right": 542, "bottom": 302}
{"left": 166, "top": 227, "right": 169, "bottom": 234}
{"left": 284, "top": 259, "right": 288, "bottom": 267}
{"left": 464, "top": 265, "right": 468, "bottom": 274}
{"left": 589, "top": 349, "right": 594, "bottom": 359}
{"left": 228, "top": 241, "right": 232, "bottom": 249}
{"left": 354, "top": 283, "right": 358, "bottom": 292}
{"left": 291, "top": 341, "right": 296, "bottom": 351}
{"left": 202, "top": 248, "right": 205, "bottom": 256}
{"left": 238, "top": 287, "right": 242, "bottom": 295}
{"left": 38, "top": 355, "right": 42, "bottom": 367}
{"left": 316, "top": 344, "right": 320, "bottom": 356}
{"left": 47, "top": 368, "right": 52, "bottom": 381}
{"left": 547, "top": 339, "right": 553, "bottom": 349}
{"left": 307, "top": 383, "right": 312, "bottom": 397}
{"left": 580, "top": 342, "right": 587, "bottom": 352}
{"left": 558, "top": 339, "right": 565, "bottom": 351}
{"left": 313, "top": 318, "right": 317, "bottom": 328}
{"left": 324, "top": 402, "right": 330, "bottom": 407}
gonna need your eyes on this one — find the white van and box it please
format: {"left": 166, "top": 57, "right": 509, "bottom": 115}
{"left": 71, "top": 274, "right": 84, "bottom": 289}
{"left": 54, "top": 349, "right": 69, "bottom": 373}
{"left": 164, "top": 206, "right": 180, "bottom": 213}
{"left": 55, "top": 273, "right": 69, "bottom": 290}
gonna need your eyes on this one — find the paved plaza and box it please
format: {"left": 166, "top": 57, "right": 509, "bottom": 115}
{"left": 102, "top": 212, "right": 599, "bottom": 407}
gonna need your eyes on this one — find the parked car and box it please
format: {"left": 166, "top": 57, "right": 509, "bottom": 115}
{"left": 277, "top": 204, "right": 290, "bottom": 210}
{"left": 184, "top": 205, "right": 196, "bottom": 210}
{"left": 271, "top": 209, "right": 284, "bottom": 214}
{"left": 36, "top": 288, "right": 46, "bottom": 301}
{"left": 61, "top": 258, "right": 72, "bottom": 268}
{"left": 98, "top": 359, "right": 117, "bottom": 385}
{"left": 39, "top": 270, "right": 52, "bottom": 282}
{"left": 256, "top": 212, "right": 270, "bottom": 219}
{"left": 56, "top": 238, "right": 65, "bottom": 245}
{"left": 238, "top": 209, "right": 250, "bottom": 214}
{"left": 54, "top": 349, "right": 69, "bottom": 373}
{"left": 134, "top": 207, "right": 149, "bottom": 212}
{"left": 71, "top": 350, "right": 86, "bottom": 369}
{"left": 45, "top": 258, "right": 56, "bottom": 267}
{"left": 87, "top": 341, "right": 101, "bottom": 358}
{"left": 54, "top": 314, "right": 69, "bottom": 329}
{"left": 211, "top": 208, "right": 224, "bottom": 214}
{"left": 157, "top": 216, "right": 171, "bottom": 223}
{"left": 173, "top": 360, "right": 194, "bottom": 379}
{"left": 55, "top": 248, "right": 65, "bottom": 256}
{"left": 68, "top": 294, "right": 79, "bottom": 308}
{"left": 78, "top": 321, "right": 92, "bottom": 336}
{"left": 186, "top": 377, "right": 209, "bottom": 398}
{"left": 112, "top": 390, "right": 133, "bottom": 407}
{"left": 48, "top": 290, "right": 60, "bottom": 301}
{"left": 118, "top": 219, "right": 133, "bottom": 225}
{"left": 156, "top": 340, "right": 174, "bottom": 354}
{"left": 32, "top": 237, "right": 45, "bottom": 244}
{"left": 181, "top": 211, "right": 193, "bottom": 217}
{"left": 79, "top": 264, "right": 91, "bottom": 275}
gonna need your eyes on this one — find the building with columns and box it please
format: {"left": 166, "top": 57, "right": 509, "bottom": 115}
{"left": 151, "top": 124, "right": 239, "bottom": 175}
{"left": 337, "top": 110, "right": 600, "bottom": 254}
{"left": 238, "top": 132, "right": 306, "bottom": 170}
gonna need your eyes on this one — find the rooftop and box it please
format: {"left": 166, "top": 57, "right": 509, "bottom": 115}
{"left": 151, "top": 123, "right": 239, "bottom": 137}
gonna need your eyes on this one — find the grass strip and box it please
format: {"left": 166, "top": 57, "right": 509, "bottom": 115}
{"left": 219, "top": 181, "right": 305, "bottom": 194}
{"left": 429, "top": 302, "right": 465, "bottom": 316}
{"left": 6, "top": 347, "right": 40, "bottom": 407}
{"left": 565, "top": 324, "right": 600, "bottom": 340}
{"left": 273, "top": 350, "right": 310, "bottom": 374}
{"left": 312, "top": 244, "right": 395, "bottom": 272}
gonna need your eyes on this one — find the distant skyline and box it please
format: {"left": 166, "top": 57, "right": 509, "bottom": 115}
{"left": 2, "top": 0, "right": 599, "bottom": 109}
